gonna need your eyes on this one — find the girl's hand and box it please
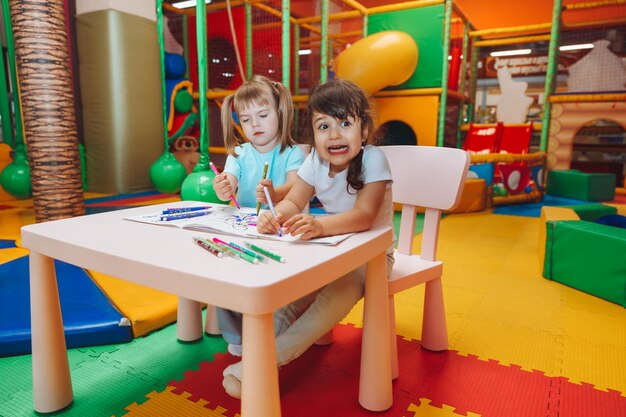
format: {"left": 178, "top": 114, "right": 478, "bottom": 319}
{"left": 212, "top": 174, "right": 233, "bottom": 201}
{"left": 257, "top": 210, "right": 283, "bottom": 235}
{"left": 283, "top": 214, "right": 322, "bottom": 240}
{"left": 256, "top": 179, "right": 275, "bottom": 205}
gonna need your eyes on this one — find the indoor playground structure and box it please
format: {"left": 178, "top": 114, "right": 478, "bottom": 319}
{"left": 1, "top": 1, "right": 626, "bottom": 416}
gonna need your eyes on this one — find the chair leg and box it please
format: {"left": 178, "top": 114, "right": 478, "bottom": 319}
{"left": 421, "top": 278, "right": 448, "bottom": 351}
{"left": 204, "top": 304, "right": 222, "bottom": 335}
{"left": 314, "top": 327, "right": 335, "bottom": 345}
{"left": 388, "top": 295, "right": 399, "bottom": 379}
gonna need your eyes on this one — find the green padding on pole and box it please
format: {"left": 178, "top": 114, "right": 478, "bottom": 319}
{"left": 76, "top": 10, "right": 163, "bottom": 194}
{"left": 544, "top": 220, "right": 626, "bottom": 307}
{"left": 547, "top": 169, "right": 616, "bottom": 202}
{"left": 561, "top": 203, "right": 617, "bottom": 221}
{"left": 368, "top": 5, "right": 444, "bottom": 89}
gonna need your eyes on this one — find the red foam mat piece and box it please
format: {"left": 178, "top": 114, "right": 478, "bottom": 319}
{"left": 169, "top": 324, "right": 626, "bottom": 417}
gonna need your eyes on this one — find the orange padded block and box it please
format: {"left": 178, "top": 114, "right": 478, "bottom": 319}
{"left": 447, "top": 178, "right": 487, "bottom": 213}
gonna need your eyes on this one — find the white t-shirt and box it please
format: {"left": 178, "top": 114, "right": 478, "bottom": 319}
{"left": 298, "top": 145, "right": 395, "bottom": 252}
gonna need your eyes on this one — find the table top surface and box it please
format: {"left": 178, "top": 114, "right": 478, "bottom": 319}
{"left": 21, "top": 202, "right": 392, "bottom": 314}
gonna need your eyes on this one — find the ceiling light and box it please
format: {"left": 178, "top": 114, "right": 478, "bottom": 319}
{"left": 298, "top": 49, "right": 312, "bottom": 56}
{"left": 559, "top": 43, "right": 594, "bottom": 52}
{"left": 172, "top": 0, "right": 212, "bottom": 9}
{"left": 490, "top": 49, "right": 532, "bottom": 57}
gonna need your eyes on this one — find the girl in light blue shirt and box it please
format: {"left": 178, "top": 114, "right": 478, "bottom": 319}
{"left": 213, "top": 75, "right": 304, "bottom": 355}
{"left": 213, "top": 75, "right": 304, "bottom": 209}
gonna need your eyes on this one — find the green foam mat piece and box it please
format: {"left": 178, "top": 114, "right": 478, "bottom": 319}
{"left": 0, "top": 321, "right": 226, "bottom": 417}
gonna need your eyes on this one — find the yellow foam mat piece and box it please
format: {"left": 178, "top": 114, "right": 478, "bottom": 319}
{"left": 0, "top": 208, "right": 35, "bottom": 240}
{"left": 450, "top": 318, "right": 563, "bottom": 373}
{"left": 0, "top": 247, "right": 29, "bottom": 263}
{"left": 560, "top": 336, "right": 626, "bottom": 393}
{"left": 121, "top": 386, "right": 239, "bottom": 417}
{"left": 407, "top": 398, "right": 482, "bottom": 417}
{"left": 562, "top": 305, "right": 626, "bottom": 348}
{"left": 88, "top": 270, "right": 178, "bottom": 338}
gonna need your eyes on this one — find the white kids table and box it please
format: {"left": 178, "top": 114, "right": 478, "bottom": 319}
{"left": 21, "top": 202, "right": 393, "bottom": 417}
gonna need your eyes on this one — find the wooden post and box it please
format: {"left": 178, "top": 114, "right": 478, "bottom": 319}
{"left": 8, "top": 0, "right": 84, "bottom": 221}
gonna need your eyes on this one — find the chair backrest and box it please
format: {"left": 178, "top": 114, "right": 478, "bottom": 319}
{"left": 381, "top": 145, "right": 470, "bottom": 260}
{"left": 497, "top": 123, "right": 533, "bottom": 155}
{"left": 462, "top": 122, "right": 503, "bottom": 154}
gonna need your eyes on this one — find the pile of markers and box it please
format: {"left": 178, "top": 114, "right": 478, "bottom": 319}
{"left": 193, "top": 237, "right": 285, "bottom": 264}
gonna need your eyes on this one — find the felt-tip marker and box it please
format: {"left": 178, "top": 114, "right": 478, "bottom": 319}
{"left": 228, "top": 241, "right": 266, "bottom": 262}
{"left": 245, "top": 242, "right": 285, "bottom": 263}
{"left": 160, "top": 210, "right": 211, "bottom": 222}
{"left": 212, "top": 237, "right": 259, "bottom": 264}
{"left": 193, "top": 237, "right": 224, "bottom": 258}
{"left": 163, "top": 206, "right": 211, "bottom": 215}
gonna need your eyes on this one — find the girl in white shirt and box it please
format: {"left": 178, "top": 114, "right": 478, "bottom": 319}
{"left": 222, "top": 78, "right": 395, "bottom": 399}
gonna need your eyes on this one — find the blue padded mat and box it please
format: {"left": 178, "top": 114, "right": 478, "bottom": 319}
{"left": 0, "top": 255, "right": 133, "bottom": 357}
{"left": 492, "top": 195, "right": 589, "bottom": 218}
{"left": 0, "top": 240, "right": 16, "bottom": 249}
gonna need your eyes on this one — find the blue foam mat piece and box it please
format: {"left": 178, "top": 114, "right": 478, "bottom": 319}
{"left": 0, "top": 240, "right": 16, "bottom": 249}
{"left": 0, "top": 255, "right": 133, "bottom": 357}
{"left": 492, "top": 195, "right": 589, "bottom": 218}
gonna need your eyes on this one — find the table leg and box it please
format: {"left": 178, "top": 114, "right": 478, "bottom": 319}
{"left": 30, "top": 252, "right": 73, "bottom": 413}
{"left": 359, "top": 251, "right": 393, "bottom": 411}
{"left": 242, "top": 312, "right": 281, "bottom": 417}
{"left": 177, "top": 297, "right": 203, "bottom": 341}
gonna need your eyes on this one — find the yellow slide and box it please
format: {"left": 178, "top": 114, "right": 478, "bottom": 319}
{"left": 333, "top": 30, "right": 418, "bottom": 96}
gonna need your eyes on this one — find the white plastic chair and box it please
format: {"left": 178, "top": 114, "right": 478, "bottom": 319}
{"left": 381, "top": 145, "right": 470, "bottom": 378}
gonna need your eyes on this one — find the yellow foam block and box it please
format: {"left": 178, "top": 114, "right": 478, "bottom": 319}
{"left": 538, "top": 206, "right": 580, "bottom": 269}
{"left": 87, "top": 270, "right": 178, "bottom": 337}
{"left": 606, "top": 203, "right": 626, "bottom": 216}
{"left": 392, "top": 179, "right": 487, "bottom": 214}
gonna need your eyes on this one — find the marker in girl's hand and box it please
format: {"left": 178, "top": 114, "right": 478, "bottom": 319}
{"left": 256, "top": 162, "right": 269, "bottom": 216}
{"left": 209, "top": 161, "right": 241, "bottom": 209}
{"left": 263, "top": 186, "right": 282, "bottom": 237}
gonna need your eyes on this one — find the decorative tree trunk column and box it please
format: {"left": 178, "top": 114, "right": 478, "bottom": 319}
{"left": 8, "top": 0, "right": 84, "bottom": 222}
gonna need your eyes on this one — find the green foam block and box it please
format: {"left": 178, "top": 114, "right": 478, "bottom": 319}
{"left": 562, "top": 203, "right": 618, "bottom": 221}
{"left": 547, "top": 169, "right": 616, "bottom": 202}
{"left": 543, "top": 220, "right": 626, "bottom": 307}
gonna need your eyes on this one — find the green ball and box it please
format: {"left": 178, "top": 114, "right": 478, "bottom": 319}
{"left": 149, "top": 152, "right": 187, "bottom": 194}
{"left": 174, "top": 90, "right": 193, "bottom": 113}
{"left": 180, "top": 170, "right": 222, "bottom": 203}
{"left": 0, "top": 158, "right": 32, "bottom": 199}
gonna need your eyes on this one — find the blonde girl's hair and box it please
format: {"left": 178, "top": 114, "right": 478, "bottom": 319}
{"left": 221, "top": 75, "right": 295, "bottom": 156}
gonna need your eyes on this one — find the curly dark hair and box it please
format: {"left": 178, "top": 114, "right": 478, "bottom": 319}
{"left": 301, "top": 79, "right": 378, "bottom": 193}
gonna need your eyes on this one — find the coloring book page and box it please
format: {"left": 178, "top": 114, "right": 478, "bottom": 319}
{"left": 124, "top": 204, "right": 354, "bottom": 245}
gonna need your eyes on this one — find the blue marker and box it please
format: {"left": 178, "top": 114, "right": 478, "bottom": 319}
{"left": 160, "top": 210, "right": 211, "bottom": 222}
{"left": 162, "top": 206, "right": 212, "bottom": 215}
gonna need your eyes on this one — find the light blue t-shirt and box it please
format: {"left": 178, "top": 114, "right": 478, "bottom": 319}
{"left": 224, "top": 142, "right": 304, "bottom": 208}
